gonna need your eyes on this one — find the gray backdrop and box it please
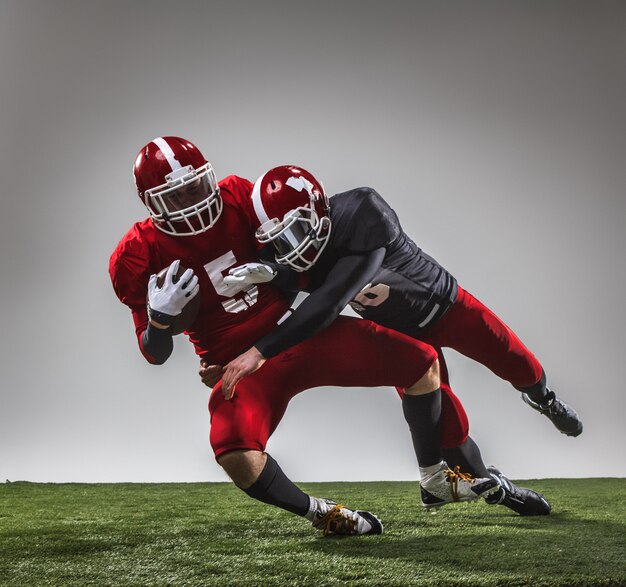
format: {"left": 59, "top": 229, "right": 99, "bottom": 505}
{"left": 1, "top": 0, "right": 625, "bottom": 483}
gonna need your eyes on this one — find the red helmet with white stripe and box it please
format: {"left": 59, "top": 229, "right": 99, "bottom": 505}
{"left": 252, "top": 165, "right": 331, "bottom": 272}
{"left": 133, "top": 136, "right": 222, "bottom": 235}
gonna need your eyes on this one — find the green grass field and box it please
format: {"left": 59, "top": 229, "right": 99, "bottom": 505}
{"left": 1, "top": 478, "right": 624, "bottom": 587}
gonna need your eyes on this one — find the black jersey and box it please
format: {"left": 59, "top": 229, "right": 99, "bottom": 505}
{"left": 308, "top": 188, "right": 458, "bottom": 336}
{"left": 254, "top": 187, "right": 457, "bottom": 358}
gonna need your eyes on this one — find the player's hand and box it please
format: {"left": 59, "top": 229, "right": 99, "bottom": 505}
{"left": 221, "top": 346, "right": 266, "bottom": 400}
{"left": 223, "top": 263, "right": 277, "bottom": 285}
{"left": 199, "top": 359, "right": 224, "bottom": 388}
{"left": 148, "top": 260, "right": 199, "bottom": 317}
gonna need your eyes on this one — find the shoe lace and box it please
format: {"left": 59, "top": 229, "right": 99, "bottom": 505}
{"left": 445, "top": 466, "right": 474, "bottom": 483}
{"left": 444, "top": 466, "right": 474, "bottom": 502}
{"left": 313, "top": 504, "right": 357, "bottom": 536}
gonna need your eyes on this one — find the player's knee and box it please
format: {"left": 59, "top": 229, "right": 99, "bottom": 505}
{"left": 405, "top": 359, "right": 441, "bottom": 395}
{"left": 217, "top": 449, "right": 267, "bottom": 489}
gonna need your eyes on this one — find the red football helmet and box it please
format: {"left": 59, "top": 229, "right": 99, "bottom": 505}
{"left": 133, "top": 136, "right": 222, "bottom": 236}
{"left": 252, "top": 165, "right": 331, "bottom": 272}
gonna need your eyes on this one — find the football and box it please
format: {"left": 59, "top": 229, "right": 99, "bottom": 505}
{"left": 152, "top": 263, "right": 201, "bottom": 335}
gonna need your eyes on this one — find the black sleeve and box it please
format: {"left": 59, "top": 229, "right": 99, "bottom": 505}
{"left": 272, "top": 263, "right": 312, "bottom": 292}
{"left": 254, "top": 247, "right": 386, "bottom": 358}
{"left": 140, "top": 322, "right": 174, "bottom": 365}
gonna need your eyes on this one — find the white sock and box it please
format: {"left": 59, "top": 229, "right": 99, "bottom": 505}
{"left": 419, "top": 460, "right": 445, "bottom": 481}
{"left": 304, "top": 496, "right": 319, "bottom": 521}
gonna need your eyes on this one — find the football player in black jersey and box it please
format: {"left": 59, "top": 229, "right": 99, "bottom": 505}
{"left": 208, "top": 165, "right": 583, "bottom": 516}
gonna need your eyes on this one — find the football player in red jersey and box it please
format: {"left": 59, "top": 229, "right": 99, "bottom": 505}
{"left": 218, "top": 165, "right": 584, "bottom": 516}
{"left": 109, "top": 138, "right": 499, "bottom": 536}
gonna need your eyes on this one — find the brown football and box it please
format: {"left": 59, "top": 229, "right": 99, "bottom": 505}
{"left": 152, "top": 263, "right": 201, "bottom": 335}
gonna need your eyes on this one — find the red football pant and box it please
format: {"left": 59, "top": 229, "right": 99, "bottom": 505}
{"left": 422, "top": 286, "right": 543, "bottom": 388}
{"left": 418, "top": 285, "right": 544, "bottom": 448}
{"left": 209, "top": 315, "right": 438, "bottom": 459}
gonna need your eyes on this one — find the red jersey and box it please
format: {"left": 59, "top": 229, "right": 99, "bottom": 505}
{"left": 109, "top": 175, "right": 291, "bottom": 364}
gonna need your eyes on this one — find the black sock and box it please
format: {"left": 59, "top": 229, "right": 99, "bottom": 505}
{"left": 243, "top": 453, "right": 310, "bottom": 516}
{"left": 442, "top": 436, "right": 490, "bottom": 478}
{"left": 515, "top": 369, "right": 549, "bottom": 404}
{"left": 402, "top": 389, "right": 442, "bottom": 467}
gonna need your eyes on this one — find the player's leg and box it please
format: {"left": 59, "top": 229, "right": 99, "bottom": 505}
{"left": 435, "top": 352, "right": 491, "bottom": 479}
{"left": 423, "top": 286, "right": 582, "bottom": 437}
{"left": 441, "top": 433, "right": 551, "bottom": 515}
{"left": 402, "top": 359, "right": 444, "bottom": 470}
{"left": 298, "top": 317, "right": 499, "bottom": 508}
{"left": 435, "top": 351, "right": 551, "bottom": 515}
{"left": 407, "top": 350, "right": 494, "bottom": 508}
{"left": 434, "top": 351, "right": 486, "bottom": 474}
{"left": 209, "top": 364, "right": 382, "bottom": 536}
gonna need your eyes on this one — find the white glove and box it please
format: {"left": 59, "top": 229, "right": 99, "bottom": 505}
{"left": 223, "top": 263, "right": 277, "bottom": 285}
{"left": 148, "top": 260, "right": 199, "bottom": 317}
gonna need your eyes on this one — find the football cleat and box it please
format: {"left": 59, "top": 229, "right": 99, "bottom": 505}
{"left": 420, "top": 464, "right": 500, "bottom": 509}
{"left": 521, "top": 389, "right": 583, "bottom": 437}
{"left": 311, "top": 498, "right": 383, "bottom": 537}
{"left": 485, "top": 466, "right": 551, "bottom": 516}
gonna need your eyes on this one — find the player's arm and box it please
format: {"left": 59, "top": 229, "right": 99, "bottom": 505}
{"left": 258, "top": 246, "right": 312, "bottom": 292}
{"left": 131, "top": 305, "right": 175, "bottom": 365}
{"left": 220, "top": 248, "right": 385, "bottom": 398}
{"left": 258, "top": 247, "right": 385, "bottom": 355}
{"left": 120, "top": 260, "right": 199, "bottom": 365}
{"left": 225, "top": 260, "right": 310, "bottom": 293}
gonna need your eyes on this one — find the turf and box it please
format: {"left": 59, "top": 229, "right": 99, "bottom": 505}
{"left": 0, "top": 478, "right": 624, "bottom": 586}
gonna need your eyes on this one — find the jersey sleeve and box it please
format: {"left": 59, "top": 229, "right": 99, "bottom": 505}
{"left": 340, "top": 188, "right": 401, "bottom": 252}
{"left": 109, "top": 225, "right": 153, "bottom": 309}
{"left": 109, "top": 226, "right": 171, "bottom": 364}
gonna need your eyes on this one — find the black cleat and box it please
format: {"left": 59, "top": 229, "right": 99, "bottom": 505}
{"left": 485, "top": 466, "right": 551, "bottom": 516}
{"left": 521, "top": 389, "right": 583, "bottom": 437}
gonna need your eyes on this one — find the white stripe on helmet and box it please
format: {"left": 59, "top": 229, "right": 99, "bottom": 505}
{"left": 251, "top": 174, "right": 271, "bottom": 225}
{"left": 152, "top": 137, "right": 182, "bottom": 172}
{"left": 286, "top": 175, "right": 314, "bottom": 196}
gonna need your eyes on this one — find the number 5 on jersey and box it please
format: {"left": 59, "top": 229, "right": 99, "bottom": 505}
{"left": 204, "top": 251, "right": 259, "bottom": 313}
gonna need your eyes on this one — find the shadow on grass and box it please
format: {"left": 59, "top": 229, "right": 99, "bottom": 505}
{"left": 300, "top": 510, "right": 626, "bottom": 582}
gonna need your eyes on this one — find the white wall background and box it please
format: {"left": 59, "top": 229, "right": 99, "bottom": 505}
{"left": 1, "top": 0, "right": 625, "bottom": 483}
